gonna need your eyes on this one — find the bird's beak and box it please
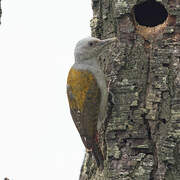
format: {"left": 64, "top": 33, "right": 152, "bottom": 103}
{"left": 98, "top": 37, "right": 117, "bottom": 48}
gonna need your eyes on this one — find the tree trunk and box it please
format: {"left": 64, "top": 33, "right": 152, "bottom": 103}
{"left": 80, "top": 0, "right": 180, "bottom": 179}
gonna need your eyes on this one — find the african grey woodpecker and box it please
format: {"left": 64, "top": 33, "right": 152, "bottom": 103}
{"left": 67, "top": 37, "right": 117, "bottom": 168}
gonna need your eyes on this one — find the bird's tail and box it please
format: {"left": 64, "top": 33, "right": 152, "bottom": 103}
{"left": 92, "top": 141, "right": 104, "bottom": 170}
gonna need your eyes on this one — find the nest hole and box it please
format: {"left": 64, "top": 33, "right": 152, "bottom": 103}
{"left": 133, "top": 0, "right": 168, "bottom": 27}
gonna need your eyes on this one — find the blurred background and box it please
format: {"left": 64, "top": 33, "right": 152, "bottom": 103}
{"left": 0, "top": 0, "right": 92, "bottom": 179}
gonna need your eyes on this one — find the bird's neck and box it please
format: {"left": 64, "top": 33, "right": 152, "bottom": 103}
{"left": 75, "top": 58, "right": 100, "bottom": 69}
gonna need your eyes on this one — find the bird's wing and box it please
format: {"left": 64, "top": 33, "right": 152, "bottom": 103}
{"left": 67, "top": 68, "right": 101, "bottom": 149}
{"left": 81, "top": 74, "right": 101, "bottom": 146}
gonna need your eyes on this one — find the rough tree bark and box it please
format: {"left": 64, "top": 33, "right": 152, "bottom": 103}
{"left": 80, "top": 0, "right": 180, "bottom": 180}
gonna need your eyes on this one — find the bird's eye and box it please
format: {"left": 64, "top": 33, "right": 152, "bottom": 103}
{"left": 89, "top": 42, "right": 93, "bottom": 46}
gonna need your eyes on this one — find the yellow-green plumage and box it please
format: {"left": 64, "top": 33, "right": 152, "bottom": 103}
{"left": 67, "top": 68, "right": 101, "bottom": 147}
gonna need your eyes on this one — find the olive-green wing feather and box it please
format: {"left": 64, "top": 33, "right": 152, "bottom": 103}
{"left": 67, "top": 68, "right": 104, "bottom": 168}
{"left": 81, "top": 76, "right": 101, "bottom": 148}
{"left": 66, "top": 68, "right": 101, "bottom": 148}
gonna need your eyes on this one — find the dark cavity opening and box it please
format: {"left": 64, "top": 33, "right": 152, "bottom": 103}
{"left": 133, "top": 0, "right": 168, "bottom": 27}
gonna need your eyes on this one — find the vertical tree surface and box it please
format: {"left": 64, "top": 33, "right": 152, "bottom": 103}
{"left": 80, "top": 0, "right": 180, "bottom": 180}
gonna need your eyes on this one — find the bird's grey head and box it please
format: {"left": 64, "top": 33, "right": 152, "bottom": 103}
{"left": 74, "top": 37, "right": 116, "bottom": 63}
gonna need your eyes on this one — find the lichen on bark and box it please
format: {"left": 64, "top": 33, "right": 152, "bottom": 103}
{"left": 80, "top": 0, "right": 180, "bottom": 179}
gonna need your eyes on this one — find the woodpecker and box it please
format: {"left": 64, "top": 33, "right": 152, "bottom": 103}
{"left": 67, "top": 37, "right": 116, "bottom": 168}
